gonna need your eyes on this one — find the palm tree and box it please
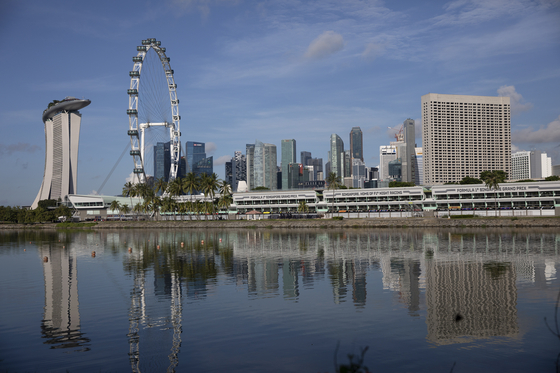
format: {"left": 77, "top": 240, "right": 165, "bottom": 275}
{"left": 480, "top": 170, "right": 508, "bottom": 217}
{"left": 217, "top": 180, "right": 232, "bottom": 216}
{"left": 181, "top": 173, "right": 199, "bottom": 218}
{"left": 161, "top": 196, "right": 175, "bottom": 221}
{"left": 120, "top": 204, "right": 130, "bottom": 220}
{"left": 326, "top": 172, "right": 341, "bottom": 218}
{"left": 122, "top": 181, "right": 136, "bottom": 212}
{"left": 199, "top": 173, "right": 219, "bottom": 219}
{"left": 109, "top": 200, "right": 122, "bottom": 221}
{"left": 298, "top": 200, "right": 309, "bottom": 213}
{"left": 154, "top": 177, "right": 168, "bottom": 196}
{"left": 177, "top": 202, "right": 188, "bottom": 221}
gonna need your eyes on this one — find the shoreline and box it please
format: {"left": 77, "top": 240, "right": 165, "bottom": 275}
{"left": 2, "top": 216, "right": 560, "bottom": 230}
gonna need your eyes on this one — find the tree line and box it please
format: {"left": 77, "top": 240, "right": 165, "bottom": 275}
{"left": 0, "top": 200, "right": 72, "bottom": 224}
{"left": 115, "top": 172, "right": 232, "bottom": 220}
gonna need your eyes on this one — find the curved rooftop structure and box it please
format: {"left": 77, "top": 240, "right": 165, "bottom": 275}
{"left": 42, "top": 97, "right": 91, "bottom": 123}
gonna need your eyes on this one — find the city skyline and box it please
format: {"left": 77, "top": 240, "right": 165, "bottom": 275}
{"left": 1, "top": 1, "right": 559, "bottom": 205}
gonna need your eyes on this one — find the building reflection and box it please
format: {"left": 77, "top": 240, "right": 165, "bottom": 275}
{"left": 89, "top": 229, "right": 559, "bottom": 357}
{"left": 425, "top": 259, "right": 518, "bottom": 345}
{"left": 39, "top": 240, "right": 89, "bottom": 350}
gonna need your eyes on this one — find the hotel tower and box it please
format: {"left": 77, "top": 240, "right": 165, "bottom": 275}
{"left": 32, "top": 97, "right": 90, "bottom": 209}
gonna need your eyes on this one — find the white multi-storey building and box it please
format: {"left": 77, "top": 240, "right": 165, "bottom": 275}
{"left": 379, "top": 145, "right": 397, "bottom": 181}
{"left": 421, "top": 93, "right": 511, "bottom": 185}
{"left": 32, "top": 97, "right": 91, "bottom": 209}
{"left": 512, "top": 150, "right": 552, "bottom": 180}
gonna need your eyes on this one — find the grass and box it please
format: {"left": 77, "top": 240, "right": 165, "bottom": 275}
{"left": 56, "top": 222, "right": 97, "bottom": 228}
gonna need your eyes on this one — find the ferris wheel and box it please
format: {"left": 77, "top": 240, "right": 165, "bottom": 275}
{"left": 127, "top": 38, "right": 181, "bottom": 184}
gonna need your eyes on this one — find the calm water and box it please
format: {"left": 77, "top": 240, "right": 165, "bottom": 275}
{"left": 1, "top": 228, "right": 559, "bottom": 373}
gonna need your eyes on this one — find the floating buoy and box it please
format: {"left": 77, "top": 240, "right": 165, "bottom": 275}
{"left": 157, "top": 245, "right": 160, "bottom": 250}
{"left": 219, "top": 238, "right": 222, "bottom": 242}
{"left": 24, "top": 249, "right": 26, "bottom": 251}
{"left": 201, "top": 240, "right": 204, "bottom": 245}
{"left": 43, "top": 256, "right": 48, "bottom": 262}
{"left": 128, "top": 247, "right": 132, "bottom": 253}
{"left": 62, "top": 246, "right": 65, "bottom": 249}
{"left": 91, "top": 251, "right": 96, "bottom": 257}
{"left": 181, "top": 242, "right": 184, "bottom": 246}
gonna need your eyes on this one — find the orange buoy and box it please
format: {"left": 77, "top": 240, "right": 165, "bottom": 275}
{"left": 91, "top": 251, "right": 96, "bottom": 257}
{"left": 43, "top": 256, "right": 48, "bottom": 262}
{"left": 128, "top": 247, "right": 132, "bottom": 253}
{"left": 201, "top": 240, "right": 204, "bottom": 245}
{"left": 157, "top": 245, "right": 160, "bottom": 250}
{"left": 219, "top": 238, "right": 222, "bottom": 242}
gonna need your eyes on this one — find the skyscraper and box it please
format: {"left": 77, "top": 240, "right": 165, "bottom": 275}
{"left": 329, "top": 134, "right": 344, "bottom": 179}
{"left": 301, "top": 151, "right": 312, "bottom": 167}
{"left": 281, "top": 139, "right": 296, "bottom": 190}
{"left": 422, "top": 93, "right": 511, "bottom": 185}
{"left": 32, "top": 97, "right": 91, "bottom": 209}
{"left": 252, "top": 140, "right": 277, "bottom": 191}
{"left": 402, "top": 119, "right": 416, "bottom": 183}
{"left": 186, "top": 141, "right": 206, "bottom": 173}
{"left": 350, "top": 127, "right": 363, "bottom": 162}
{"left": 379, "top": 145, "right": 397, "bottom": 181}
{"left": 153, "top": 141, "right": 171, "bottom": 182}
{"left": 246, "top": 144, "right": 255, "bottom": 191}
{"left": 225, "top": 151, "right": 247, "bottom": 191}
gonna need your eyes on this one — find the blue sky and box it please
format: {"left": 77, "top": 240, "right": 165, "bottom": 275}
{"left": 1, "top": 0, "right": 559, "bottom": 206}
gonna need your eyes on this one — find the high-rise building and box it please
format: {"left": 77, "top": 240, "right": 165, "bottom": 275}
{"left": 186, "top": 141, "right": 206, "bottom": 173}
{"left": 193, "top": 156, "right": 213, "bottom": 177}
{"left": 330, "top": 134, "right": 344, "bottom": 179}
{"left": 422, "top": 93, "right": 511, "bottom": 185}
{"left": 225, "top": 151, "right": 247, "bottom": 192}
{"left": 246, "top": 144, "right": 255, "bottom": 191}
{"left": 511, "top": 150, "right": 552, "bottom": 180}
{"left": 251, "top": 140, "right": 277, "bottom": 190}
{"left": 264, "top": 143, "right": 278, "bottom": 191}
{"left": 350, "top": 127, "right": 363, "bottom": 162}
{"left": 402, "top": 118, "right": 416, "bottom": 183}
{"left": 281, "top": 139, "right": 296, "bottom": 190}
{"left": 352, "top": 159, "right": 366, "bottom": 188}
{"left": 379, "top": 145, "right": 397, "bottom": 181}
{"left": 414, "top": 147, "right": 423, "bottom": 185}
{"left": 301, "top": 151, "right": 312, "bottom": 167}
{"left": 32, "top": 97, "right": 91, "bottom": 209}
{"left": 153, "top": 141, "right": 171, "bottom": 182}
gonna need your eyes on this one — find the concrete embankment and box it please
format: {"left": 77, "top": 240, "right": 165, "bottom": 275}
{"left": 2, "top": 216, "right": 560, "bottom": 230}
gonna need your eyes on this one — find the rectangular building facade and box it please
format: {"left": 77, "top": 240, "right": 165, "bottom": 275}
{"left": 422, "top": 93, "right": 511, "bottom": 185}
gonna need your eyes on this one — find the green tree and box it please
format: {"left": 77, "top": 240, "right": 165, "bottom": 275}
{"left": 182, "top": 173, "right": 200, "bottom": 218}
{"left": 200, "top": 173, "right": 219, "bottom": 218}
{"left": 122, "top": 181, "right": 136, "bottom": 217}
{"left": 459, "top": 177, "right": 483, "bottom": 185}
{"left": 326, "top": 172, "right": 341, "bottom": 218}
{"left": 120, "top": 204, "right": 131, "bottom": 219}
{"left": 109, "top": 200, "right": 122, "bottom": 220}
{"left": 252, "top": 186, "right": 269, "bottom": 191}
{"left": 154, "top": 177, "right": 168, "bottom": 196}
{"left": 298, "top": 200, "right": 309, "bottom": 213}
{"left": 480, "top": 170, "right": 508, "bottom": 216}
{"left": 545, "top": 175, "right": 560, "bottom": 181}
{"left": 389, "top": 181, "right": 416, "bottom": 188}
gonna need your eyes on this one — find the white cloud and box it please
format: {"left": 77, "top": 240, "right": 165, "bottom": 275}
{"left": 497, "top": 85, "right": 533, "bottom": 115}
{"left": 362, "top": 42, "right": 385, "bottom": 60}
{"left": 206, "top": 142, "right": 217, "bottom": 154}
{"left": 213, "top": 155, "right": 231, "bottom": 166}
{"left": 512, "top": 115, "right": 560, "bottom": 143}
{"left": 304, "top": 31, "right": 345, "bottom": 60}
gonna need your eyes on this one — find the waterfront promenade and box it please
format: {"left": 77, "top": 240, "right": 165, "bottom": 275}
{"left": 2, "top": 216, "right": 560, "bottom": 229}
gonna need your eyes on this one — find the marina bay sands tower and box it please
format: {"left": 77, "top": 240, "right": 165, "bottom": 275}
{"left": 32, "top": 97, "right": 91, "bottom": 209}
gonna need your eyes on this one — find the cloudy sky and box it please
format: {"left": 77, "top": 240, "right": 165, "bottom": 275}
{"left": 1, "top": 0, "right": 559, "bottom": 206}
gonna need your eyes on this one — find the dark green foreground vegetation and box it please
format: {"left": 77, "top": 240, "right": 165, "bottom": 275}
{"left": 0, "top": 200, "right": 72, "bottom": 224}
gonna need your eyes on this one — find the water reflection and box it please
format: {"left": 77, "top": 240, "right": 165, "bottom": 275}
{"left": 1, "top": 228, "right": 559, "bottom": 371}
{"left": 38, "top": 234, "right": 90, "bottom": 351}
